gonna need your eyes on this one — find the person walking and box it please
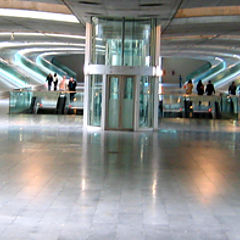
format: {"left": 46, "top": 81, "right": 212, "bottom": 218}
{"left": 205, "top": 80, "right": 215, "bottom": 95}
{"left": 53, "top": 73, "right": 58, "bottom": 91}
{"left": 196, "top": 80, "right": 204, "bottom": 95}
{"left": 59, "top": 76, "right": 67, "bottom": 91}
{"left": 179, "top": 74, "right": 183, "bottom": 88}
{"left": 68, "top": 77, "right": 77, "bottom": 101}
{"left": 46, "top": 73, "right": 53, "bottom": 91}
{"left": 228, "top": 81, "right": 237, "bottom": 95}
{"left": 185, "top": 79, "right": 193, "bottom": 95}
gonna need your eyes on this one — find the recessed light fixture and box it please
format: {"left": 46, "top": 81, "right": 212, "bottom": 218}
{"left": 78, "top": 1, "right": 100, "bottom": 5}
{"left": 139, "top": 3, "right": 163, "bottom": 7}
{"left": 138, "top": 14, "right": 159, "bottom": 17}
{"left": 86, "top": 12, "right": 102, "bottom": 16}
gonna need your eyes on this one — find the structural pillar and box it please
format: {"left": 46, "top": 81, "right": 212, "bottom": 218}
{"left": 84, "top": 17, "right": 161, "bottom": 131}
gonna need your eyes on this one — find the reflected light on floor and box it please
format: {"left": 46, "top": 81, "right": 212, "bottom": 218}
{"left": 22, "top": 164, "right": 47, "bottom": 197}
{"left": 81, "top": 178, "right": 86, "bottom": 191}
{"left": 152, "top": 179, "right": 157, "bottom": 199}
{"left": 194, "top": 163, "right": 223, "bottom": 204}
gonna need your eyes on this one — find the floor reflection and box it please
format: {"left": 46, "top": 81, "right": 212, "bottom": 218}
{"left": 0, "top": 116, "right": 239, "bottom": 239}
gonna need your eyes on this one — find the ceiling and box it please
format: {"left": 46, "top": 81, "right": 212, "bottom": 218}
{"left": 0, "top": 0, "right": 239, "bottom": 89}
{"left": 0, "top": 0, "right": 238, "bottom": 60}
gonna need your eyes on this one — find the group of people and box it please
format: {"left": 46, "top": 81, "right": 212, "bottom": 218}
{"left": 46, "top": 73, "right": 77, "bottom": 100}
{"left": 46, "top": 73, "right": 76, "bottom": 91}
{"left": 185, "top": 79, "right": 237, "bottom": 96}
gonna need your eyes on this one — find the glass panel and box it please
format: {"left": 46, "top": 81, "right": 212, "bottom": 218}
{"left": 124, "top": 20, "right": 152, "bottom": 66}
{"left": 68, "top": 92, "right": 84, "bottom": 108}
{"left": 108, "top": 77, "right": 120, "bottom": 128}
{"left": 9, "top": 90, "right": 32, "bottom": 113}
{"left": 122, "top": 77, "right": 134, "bottom": 129}
{"left": 139, "top": 76, "right": 154, "bottom": 128}
{"left": 89, "top": 75, "right": 102, "bottom": 126}
{"left": 91, "top": 17, "right": 153, "bottom": 66}
{"left": 92, "top": 18, "right": 122, "bottom": 65}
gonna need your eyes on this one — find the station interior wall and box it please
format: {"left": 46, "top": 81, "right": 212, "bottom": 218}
{"left": 53, "top": 54, "right": 85, "bottom": 82}
{"left": 162, "top": 57, "right": 208, "bottom": 84}
{"left": 53, "top": 54, "right": 208, "bottom": 85}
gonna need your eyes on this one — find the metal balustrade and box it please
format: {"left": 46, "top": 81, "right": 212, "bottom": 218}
{"left": 9, "top": 89, "right": 84, "bottom": 114}
{"left": 9, "top": 90, "right": 240, "bottom": 120}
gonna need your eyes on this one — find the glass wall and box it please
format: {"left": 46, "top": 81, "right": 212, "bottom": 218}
{"left": 89, "top": 75, "right": 102, "bottom": 126}
{"left": 122, "top": 77, "right": 134, "bottom": 129}
{"left": 92, "top": 17, "right": 153, "bottom": 66}
{"left": 107, "top": 76, "right": 120, "bottom": 128}
{"left": 139, "top": 76, "right": 154, "bottom": 128}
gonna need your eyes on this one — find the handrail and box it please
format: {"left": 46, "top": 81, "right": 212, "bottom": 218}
{"left": 186, "top": 62, "right": 211, "bottom": 83}
{"left": 210, "top": 62, "right": 240, "bottom": 88}
{"left": 51, "top": 58, "right": 77, "bottom": 78}
{"left": 12, "top": 89, "right": 84, "bottom": 93}
{"left": 37, "top": 56, "right": 68, "bottom": 77}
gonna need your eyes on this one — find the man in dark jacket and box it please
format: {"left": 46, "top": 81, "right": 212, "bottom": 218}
{"left": 205, "top": 80, "right": 215, "bottom": 95}
{"left": 228, "top": 81, "right": 237, "bottom": 95}
{"left": 46, "top": 73, "right": 53, "bottom": 91}
{"left": 68, "top": 77, "right": 77, "bottom": 101}
{"left": 196, "top": 80, "right": 204, "bottom": 95}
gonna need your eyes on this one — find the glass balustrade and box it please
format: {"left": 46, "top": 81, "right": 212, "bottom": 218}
{"left": 159, "top": 94, "right": 239, "bottom": 119}
{"left": 9, "top": 89, "right": 84, "bottom": 114}
{"left": 9, "top": 90, "right": 32, "bottom": 113}
{"left": 9, "top": 90, "right": 240, "bottom": 120}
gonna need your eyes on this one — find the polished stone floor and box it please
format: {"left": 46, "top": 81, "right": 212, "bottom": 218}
{"left": 0, "top": 105, "right": 240, "bottom": 239}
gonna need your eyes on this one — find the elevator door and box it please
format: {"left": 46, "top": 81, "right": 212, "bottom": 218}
{"left": 107, "top": 76, "right": 134, "bottom": 130}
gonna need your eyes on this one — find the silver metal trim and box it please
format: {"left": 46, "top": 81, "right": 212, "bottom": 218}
{"left": 85, "top": 64, "right": 156, "bottom": 76}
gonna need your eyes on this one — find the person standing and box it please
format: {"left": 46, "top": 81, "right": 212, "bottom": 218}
{"left": 46, "top": 73, "right": 53, "bottom": 91}
{"left": 59, "top": 76, "right": 67, "bottom": 91}
{"left": 196, "top": 80, "right": 204, "bottom": 95}
{"left": 68, "top": 77, "right": 77, "bottom": 101}
{"left": 53, "top": 73, "right": 58, "bottom": 91}
{"left": 228, "top": 81, "right": 237, "bottom": 95}
{"left": 205, "top": 80, "right": 215, "bottom": 95}
{"left": 185, "top": 79, "right": 193, "bottom": 95}
{"left": 179, "top": 74, "right": 183, "bottom": 88}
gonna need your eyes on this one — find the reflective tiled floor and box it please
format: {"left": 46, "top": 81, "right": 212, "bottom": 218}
{"left": 1, "top": 109, "right": 240, "bottom": 239}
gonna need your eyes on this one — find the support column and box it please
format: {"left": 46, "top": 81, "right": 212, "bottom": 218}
{"left": 153, "top": 24, "right": 161, "bottom": 130}
{"left": 84, "top": 17, "right": 162, "bottom": 131}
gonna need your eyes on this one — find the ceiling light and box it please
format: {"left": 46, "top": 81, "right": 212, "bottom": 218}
{"left": 0, "top": 32, "right": 85, "bottom": 40}
{"left": 139, "top": 3, "right": 163, "bottom": 7}
{"left": 78, "top": 1, "right": 100, "bottom": 5}
{"left": 0, "top": 8, "right": 79, "bottom": 23}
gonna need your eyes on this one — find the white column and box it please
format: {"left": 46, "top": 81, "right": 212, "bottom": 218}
{"left": 153, "top": 24, "right": 161, "bottom": 130}
{"left": 83, "top": 22, "right": 92, "bottom": 128}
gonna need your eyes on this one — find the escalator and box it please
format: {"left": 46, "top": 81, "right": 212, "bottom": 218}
{"left": 211, "top": 62, "right": 240, "bottom": 89}
{"left": 186, "top": 61, "right": 225, "bottom": 85}
{"left": 186, "top": 62, "right": 211, "bottom": 84}
{"left": 51, "top": 58, "right": 77, "bottom": 79}
{"left": 36, "top": 56, "right": 68, "bottom": 78}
